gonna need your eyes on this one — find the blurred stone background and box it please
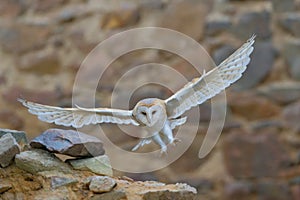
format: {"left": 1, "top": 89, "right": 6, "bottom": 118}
{"left": 0, "top": 0, "right": 300, "bottom": 199}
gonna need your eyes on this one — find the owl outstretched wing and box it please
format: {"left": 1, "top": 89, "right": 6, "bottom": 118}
{"left": 18, "top": 99, "right": 139, "bottom": 128}
{"left": 165, "top": 35, "right": 255, "bottom": 119}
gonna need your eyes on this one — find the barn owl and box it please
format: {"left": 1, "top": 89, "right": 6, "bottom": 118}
{"left": 19, "top": 36, "right": 255, "bottom": 153}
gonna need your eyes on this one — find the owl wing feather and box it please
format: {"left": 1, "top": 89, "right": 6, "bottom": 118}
{"left": 18, "top": 99, "right": 139, "bottom": 128}
{"left": 165, "top": 35, "right": 255, "bottom": 119}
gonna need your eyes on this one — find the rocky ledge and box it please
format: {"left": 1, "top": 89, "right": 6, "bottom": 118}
{"left": 0, "top": 128, "right": 197, "bottom": 200}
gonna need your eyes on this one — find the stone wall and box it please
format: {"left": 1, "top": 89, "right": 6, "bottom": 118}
{"left": 0, "top": 0, "right": 300, "bottom": 199}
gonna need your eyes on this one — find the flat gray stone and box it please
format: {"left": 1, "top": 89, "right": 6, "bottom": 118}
{"left": 89, "top": 176, "right": 116, "bottom": 193}
{"left": 30, "top": 128, "right": 105, "bottom": 158}
{"left": 234, "top": 41, "right": 277, "bottom": 90}
{"left": 0, "top": 133, "right": 20, "bottom": 167}
{"left": 15, "top": 149, "right": 72, "bottom": 174}
{"left": 283, "top": 39, "right": 300, "bottom": 80}
{"left": 68, "top": 155, "right": 113, "bottom": 176}
{"left": 280, "top": 13, "right": 300, "bottom": 37}
{"left": 0, "top": 129, "right": 27, "bottom": 146}
{"left": 257, "top": 82, "right": 300, "bottom": 104}
{"left": 50, "top": 176, "right": 78, "bottom": 189}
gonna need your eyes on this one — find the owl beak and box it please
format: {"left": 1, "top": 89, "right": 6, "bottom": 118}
{"left": 146, "top": 113, "right": 152, "bottom": 124}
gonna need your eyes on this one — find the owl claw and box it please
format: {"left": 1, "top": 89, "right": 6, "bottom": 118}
{"left": 132, "top": 138, "right": 152, "bottom": 151}
{"left": 159, "top": 146, "right": 168, "bottom": 156}
{"left": 171, "top": 138, "right": 181, "bottom": 146}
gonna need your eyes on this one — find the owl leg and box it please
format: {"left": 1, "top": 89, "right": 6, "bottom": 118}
{"left": 132, "top": 138, "right": 152, "bottom": 151}
{"left": 152, "top": 133, "right": 167, "bottom": 154}
{"left": 161, "top": 121, "right": 181, "bottom": 146}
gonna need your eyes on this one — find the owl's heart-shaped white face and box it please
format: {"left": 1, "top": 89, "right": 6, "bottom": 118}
{"left": 133, "top": 98, "right": 166, "bottom": 127}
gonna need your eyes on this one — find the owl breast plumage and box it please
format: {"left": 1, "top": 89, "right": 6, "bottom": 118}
{"left": 19, "top": 36, "right": 256, "bottom": 153}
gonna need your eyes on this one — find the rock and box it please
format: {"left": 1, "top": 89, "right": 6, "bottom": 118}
{"left": 283, "top": 39, "right": 300, "bottom": 80}
{"left": 255, "top": 181, "right": 291, "bottom": 200}
{"left": 32, "top": 0, "right": 65, "bottom": 12}
{"left": 212, "top": 44, "right": 236, "bottom": 65}
{"left": 101, "top": 7, "right": 140, "bottom": 29}
{"left": 50, "top": 176, "right": 78, "bottom": 189}
{"left": 282, "top": 101, "right": 300, "bottom": 132}
{"left": 205, "top": 13, "right": 232, "bottom": 36}
{"left": 0, "top": 110, "right": 24, "bottom": 130}
{"left": 291, "top": 185, "right": 300, "bottom": 200}
{"left": 88, "top": 176, "right": 116, "bottom": 193}
{"left": 228, "top": 92, "right": 281, "bottom": 120}
{"left": 257, "top": 82, "right": 300, "bottom": 104}
{"left": 0, "top": 23, "right": 51, "bottom": 54}
{"left": 224, "top": 181, "right": 253, "bottom": 199}
{"left": 17, "top": 48, "right": 61, "bottom": 75}
{"left": 0, "top": 182, "right": 12, "bottom": 194}
{"left": 30, "top": 128, "right": 105, "bottom": 158}
{"left": 15, "top": 149, "right": 72, "bottom": 174}
{"left": 91, "top": 189, "right": 127, "bottom": 200}
{"left": 271, "top": 0, "right": 294, "bottom": 12}
{"left": 3, "top": 86, "right": 62, "bottom": 105}
{"left": 140, "top": 183, "right": 197, "bottom": 200}
{"left": 0, "top": 129, "right": 27, "bottom": 146}
{"left": 0, "top": 133, "right": 20, "bottom": 167}
{"left": 158, "top": 1, "right": 207, "bottom": 40}
{"left": 233, "top": 9, "right": 271, "bottom": 40}
{"left": 280, "top": 13, "right": 300, "bottom": 37}
{"left": 234, "top": 41, "right": 277, "bottom": 89}
{"left": 0, "top": 0, "right": 24, "bottom": 19}
{"left": 68, "top": 155, "right": 113, "bottom": 176}
{"left": 223, "top": 131, "right": 290, "bottom": 178}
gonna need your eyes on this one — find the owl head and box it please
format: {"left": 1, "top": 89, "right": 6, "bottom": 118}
{"left": 132, "top": 98, "right": 166, "bottom": 127}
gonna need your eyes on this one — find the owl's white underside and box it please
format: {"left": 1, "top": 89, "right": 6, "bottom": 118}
{"left": 19, "top": 36, "right": 256, "bottom": 153}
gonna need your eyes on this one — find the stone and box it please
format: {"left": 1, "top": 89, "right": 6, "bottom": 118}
{"left": 88, "top": 176, "right": 116, "bottom": 193}
{"left": 91, "top": 189, "right": 127, "bottom": 200}
{"left": 101, "top": 7, "right": 140, "bottom": 29}
{"left": 223, "top": 131, "right": 290, "bottom": 178}
{"left": 212, "top": 45, "right": 236, "bottom": 65}
{"left": 283, "top": 39, "right": 300, "bottom": 80}
{"left": 233, "top": 9, "right": 271, "bottom": 40}
{"left": 0, "top": 129, "right": 27, "bottom": 146}
{"left": 282, "top": 101, "right": 300, "bottom": 132}
{"left": 291, "top": 185, "right": 300, "bottom": 200}
{"left": 255, "top": 181, "right": 291, "bottom": 200}
{"left": 3, "top": 86, "right": 62, "bottom": 105}
{"left": 280, "top": 13, "right": 300, "bottom": 37}
{"left": 17, "top": 49, "right": 61, "bottom": 75}
{"left": 205, "top": 13, "right": 232, "bottom": 36}
{"left": 0, "top": 182, "right": 12, "bottom": 194}
{"left": 0, "top": 0, "right": 24, "bottom": 19}
{"left": 68, "top": 155, "right": 113, "bottom": 176}
{"left": 140, "top": 183, "right": 197, "bottom": 200}
{"left": 224, "top": 181, "right": 253, "bottom": 199}
{"left": 257, "top": 82, "right": 300, "bottom": 104}
{"left": 0, "top": 133, "right": 20, "bottom": 167}
{"left": 32, "top": 0, "right": 65, "bottom": 12}
{"left": 30, "top": 129, "right": 105, "bottom": 157}
{"left": 50, "top": 176, "right": 78, "bottom": 189}
{"left": 271, "top": 0, "right": 294, "bottom": 12}
{"left": 234, "top": 41, "right": 277, "bottom": 89}
{"left": 158, "top": 1, "right": 207, "bottom": 40}
{"left": 0, "top": 110, "right": 24, "bottom": 130}
{"left": 0, "top": 23, "right": 51, "bottom": 54}
{"left": 15, "top": 149, "right": 72, "bottom": 174}
{"left": 228, "top": 92, "right": 281, "bottom": 120}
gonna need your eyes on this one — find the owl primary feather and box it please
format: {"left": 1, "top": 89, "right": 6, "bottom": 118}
{"left": 19, "top": 36, "right": 255, "bottom": 153}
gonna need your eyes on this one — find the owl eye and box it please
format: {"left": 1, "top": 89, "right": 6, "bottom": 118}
{"left": 152, "top": 110, "right": 157, "bottom": 115}
{"left": 141, "top": 111, "right": 146, "bottom": 115}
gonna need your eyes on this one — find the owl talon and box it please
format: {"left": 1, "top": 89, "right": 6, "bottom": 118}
{"left": 159, "top": 146, "right": 168, "bottom": 156}
{"left": 170, "top": 138, "right": 181, "bottom": 146}
{"left": 132, "top": 138, "right": 152, "bottom": 151}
